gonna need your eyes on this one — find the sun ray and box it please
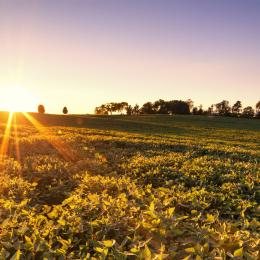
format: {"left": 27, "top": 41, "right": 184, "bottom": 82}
{"left": 23, "top": 112, "right": 78, "bottom": 162}
{"left": 0, "top": 112, "right": 14, "bottom": 160}
{"left": 13, "top": 113, "right": 21, "bottom": 162}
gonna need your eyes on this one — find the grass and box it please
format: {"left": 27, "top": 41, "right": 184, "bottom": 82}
{"left": 0, "top": 112, "right": 259, "bottom": 259}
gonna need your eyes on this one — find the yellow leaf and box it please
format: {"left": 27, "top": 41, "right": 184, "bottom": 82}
{"left": 206, "top": 214, "right": 215, "bottom": 223}
{"left": 24, "top": 235, "right": 32, "bottom": 243}
{"left": 234, "top": 247, "right": 243, "bottom": 257}
{"left": 102, "top": 240, "right": 115, "bottom": 247}
{"left": 141, "top": 245, "right": 152, "bottom": 259}
{"left": 203, "top": 243, "right": 209, "bottom": 253}
{"left": 168, "top": 207, "right": 175, "bottom": 216}
{"left": 48, "top": 209, "right": 58, "bottom": 219}
{"left": 149, "top": 201, "right": 155, "bottom": 211}
{"left": 95, "top": 247, "right": 104, "bottom": 253}
{"left": 130, "top": 247, "right": 138, "bottom": 253}
{"left": 58, "top": 218, "right": 66, "bottom": 226}
{"left": 196, "top": 255, "right": 202, "bottom": 260}
{"left": 185, "top": 247, "right": 195, "bottom": 253}
{"left": 10, "top": 250, "right": 21, "bottom": 260}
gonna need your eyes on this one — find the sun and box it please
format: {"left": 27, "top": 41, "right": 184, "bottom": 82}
{"left": 0, "top": 85, "right": 38, "bottom": 112}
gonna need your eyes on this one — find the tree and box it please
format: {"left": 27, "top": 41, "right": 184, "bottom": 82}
{"left": 126, "top": 105, "right": 133, "bottom": 115}
{"left": 196, "top": 105, "right": 203, "bottom": 115}
{"left": 95, "top": 102, "right": 129, "bottom": 115}
{"left": 242, "top": 106, "right": 255, "bottom": 118}
{"left": 133, "top": 104, "right": 140, "bottom": 115}
{"left": 256, "top": 101, "right": 260, "bottom": 113}
{"left": 166, "top": 100, "right": 190, "bottom": 115}
{"left": 63, "top": 106, "right": 68, "bottom": 114}
{"left": 119, "top": 102, "right": 129, "bottom": 114}
{"left": 186, "top": 99, "right": 194, "bottom": 113}
{"left": 140, "top": 102, "right": 156, "bottom": 114}
{"left": 232, "top": 101, "right": 242, "bottom": 116}
{"left": 153, "top": 99, "right": 168, "bottom": 114}
{"left": 192, "top": 107, "right": 198, "bottom": 115}
{"left": 38, "top": 104, "right": 45, "bottom": 114}
{"left": 207, "top": 106, "right": 213, "bottom": 115}
{"left": 215, "top": 100, "right": 231, "bottom": 116}
{"left": 95, "top": 104, "right": 109, "bottom": 115}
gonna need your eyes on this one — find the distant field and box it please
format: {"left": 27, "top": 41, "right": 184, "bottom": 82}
{"left": 0, "top": 112, "right": 259, "bottom": 259}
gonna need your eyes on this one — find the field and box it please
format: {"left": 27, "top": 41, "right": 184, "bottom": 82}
{"left": 0, "top": 113, "right": 259, "bottom": 259}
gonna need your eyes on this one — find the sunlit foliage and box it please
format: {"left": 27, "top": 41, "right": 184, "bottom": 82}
{"left": 0, "top": 115, "right": 259, "bottom": 259}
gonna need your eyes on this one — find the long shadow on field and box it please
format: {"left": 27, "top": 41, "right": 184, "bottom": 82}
{"left": 1, "top": 112, "right": 188, "bottom": 136}
{"left": 88, "top": 138, "right": 260, "bottom": 163}
{"left": 21, "top": 158, "right": 79, "bottom": 206}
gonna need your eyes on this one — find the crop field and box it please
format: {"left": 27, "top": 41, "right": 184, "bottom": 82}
{"left": 0, "top": 113, "right": 259, "bottom": 259}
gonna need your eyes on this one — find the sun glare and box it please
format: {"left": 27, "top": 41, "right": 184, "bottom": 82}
{"left": 0, "top": 85, "right": 37, "bottom": 112}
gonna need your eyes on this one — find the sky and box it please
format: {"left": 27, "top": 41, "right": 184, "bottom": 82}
{"left": 0, "top": 0, "right": 259, "bottom": 113}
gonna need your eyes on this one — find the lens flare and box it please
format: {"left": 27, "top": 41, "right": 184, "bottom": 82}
{"left": 0, "top": 112, "right": 14, "bottom": 160}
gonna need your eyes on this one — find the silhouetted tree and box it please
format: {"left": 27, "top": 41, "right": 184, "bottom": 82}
{"left": 140, "top": 102, "right": 156, "bottom": 114}
{"left": 192, "top": 107, "right": 198, "bottom": 115}
{"left": 119, "top": 102, "right": 129, "bottom": 114}
{"left": 95, "top": 104, "right": 108, "bottom": 115}
{"left": 215, "top": 100, "right": 231, "bottom": 116}
{"left": 38, "top": 104, "right": 45, "bottom": 114}
{"left": 63, "top": 106, "right": 68, "bottom": 114}
{"left": 232, "top": 101, "right": 242, "bottom": 116}
{"left": 133, "top": 104, "right": 140, "bottom": 115}
{"left": 256, "top": 101, "right": 260, "bottom": 119}
{"left": 186, "top": 99, "right": 194, "bottom": 113}
{"left": 166, "top": 100, "right": 190, "bottom": 115}
{"left": 95, "top": 102, "right": 129, "bottom": 115}
{"left": 242, "top": 106, "right": 254, "bottom": 118}
{"left": 126, "top": 105, "right": 133, "bottom": 115}
{"left": 207, "top": 106, "right": 213, "bottom": 115}
{"left": 197, "top": 105, "right": 203, "bottom": 115}
{"left": 94, "top": 99, "right": 258, "bottom": 119}
{"left": 153, "top": 99, "right": 168, "bottom": 114}
{"left": 256, "top": 101, "right": 260, "bottom": 114}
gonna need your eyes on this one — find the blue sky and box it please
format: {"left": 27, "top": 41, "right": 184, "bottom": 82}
{"left": 0, "top": 0, "right": 259, "bottom": 113}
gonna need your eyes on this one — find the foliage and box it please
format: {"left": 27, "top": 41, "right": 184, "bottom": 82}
{"left": 37, "top": 105, "right": 45, "bottom": 114}
{"left": 95, "top": 100, "right": 260, "bottom": 118}
{"left": 242, "top": 106, "right": 255, "bottom": 118}
{"left": 63, "top": 107, "right": 68, "bottom": 115}
{"left": 95, "top": 102, "right": 129, "bottom": 115}
{"left": 0, "top": 115, "right": 259, "bottom": 259}
{"left": 232, "top": 101, "right": 242, "bottom": 115}
{"left": 215, "top": 100, "right": 231, "bottom": 116}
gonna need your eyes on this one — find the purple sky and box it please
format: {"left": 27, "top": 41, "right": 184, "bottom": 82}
{"left": 0, "top": 0, "right": 259, "bottom": 113}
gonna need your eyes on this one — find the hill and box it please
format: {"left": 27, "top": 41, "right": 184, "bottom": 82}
{"left": 1, "top": 111, "right": 260, "bottom": 132}
{"left": 0, "top": 112, "right": 259, "bottom": 259}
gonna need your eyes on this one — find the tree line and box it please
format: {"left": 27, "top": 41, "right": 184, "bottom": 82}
{"left": 94, "top": 99, "right": 260, "bottom": 119}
